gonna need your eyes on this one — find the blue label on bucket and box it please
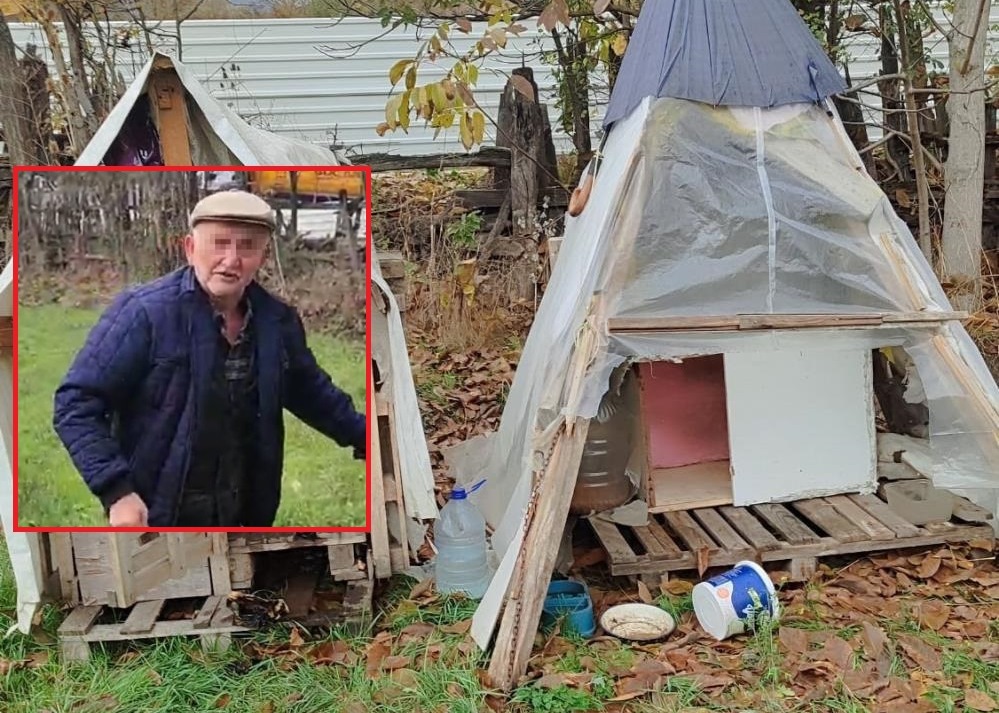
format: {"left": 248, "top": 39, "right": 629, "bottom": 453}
{"left": 706, "top": 564, "right": 771, "bottom": 622}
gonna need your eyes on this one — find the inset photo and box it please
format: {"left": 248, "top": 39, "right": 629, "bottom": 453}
{"left": 13, "top": 166, "right": 369, "bottom": 531}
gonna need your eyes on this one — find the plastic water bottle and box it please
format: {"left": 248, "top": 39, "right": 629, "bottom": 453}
{"left": 435, "top": 479, "right": 491, "bottom": 599}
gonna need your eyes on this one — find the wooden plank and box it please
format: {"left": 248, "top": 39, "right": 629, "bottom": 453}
{"left": 631, "top": 525, "right": 670, "bottom": 559}
{"left": 192, "top": 595, "right": 225, "bottom": 629}
{"left": 148, "top": 61, "right": 192, "bottom": 165}
{"left": 328, "top": 544, "right": 355, "bottom": 573}
{"left": 382, "top": 475, "right": 398, "bottom": 502}
{"left": 360, "top": 146, "right": 511, "bottom": 172}
{"left": 368, "top": 371, "right": 393, "bottom": 579}
{"left": 58, "top": 605, "right": 103, "bottom": 636}
{"left": 692, "top": 508, "right": 752, "bottom": 551}
{"left": 454, "top": 186, "right": 570, "bottom": 210}
{"left": 751, "top": 503, "right": 821, "bottom": 545}
{"left": 487, "top": 419, "right": 589, "bottom": 691}
{"left": 824, "top": 495, "right": 897, "bottom": 540}
{"left": 588, "top": 517, "right": 639, "bottom": 564}
{"left": 649, "top": 462, "right": 733, "bottom": 513}
{"left": 228, "top": 533, "right": 366, "bottom": 554}
{"left": 847, "top": 493, "right": 922, "bottom": 538}
{"left": 209, "top": 534, "right": 232, "bottom": 595}
{"left": 718, "top": 507, "right": 782, "bottom": 550}
{"left": 793, "top": 499, "right": 870, "bottom": 543}
{"left": 663, "top": 510, "right": 718, "bottom": 552}
{"left": 385, "top": 401, "right": 411, "bottom": 572}
{"left": 0, "top": 316, "right": 12, "bottom": 348}
{"left": 49, "top": 533, "right": 79, "bottom": 603}
{"left": 77, "top": 617, "right": 249, "bottom": 644}
{"left": 951, "top": 495, "right": 994, "bottom": 523}
{"left": 120, "top": 600, "right": 165, "bottom": 635}
{"left": 642, "top": 518, "right": 684, "bottom": 557}
{"left": 608, "top": 312, "right": 968, "bottom": 332}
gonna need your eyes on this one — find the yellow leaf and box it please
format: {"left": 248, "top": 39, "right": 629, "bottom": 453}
{"left": 459, "top": 112, "right": 473, "bottom": 150}
{"left": 389, "top": 59, "right": 412, "bottom": 86}
{"left": 405, "top": 66, "right": 417, "bottom": 91}
{"left": 441, "top": 109, "right": 456, "bottom": 129}
{"left": 456, "top": 17, "right": 472, "bottom": 33}
{"left": 441, "top": 78, "right": 456, "bottom": 101}
{"left": 472, "top": 111, "right": 485, "bottom": 143}
{"left": 399, "top": 90, "right": 411, "bottom": 131}
{"left": 467, "top": 63, "right": 479, "bottom": 85}
{"left": 437, "top": 22, "right": 450, "bottom": 39}
{"left": 375, "top": 121, "right": 391, "bottom": 136}
{"left": 385, "top": 94, "right": 403, "bottom": 128}
{"left": 611, "top": 32, "right": 628, "bottom": 56}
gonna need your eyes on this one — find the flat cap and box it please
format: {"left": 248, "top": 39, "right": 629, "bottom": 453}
{"left": 189, "top": 190, "right": 276, "bottom": 231}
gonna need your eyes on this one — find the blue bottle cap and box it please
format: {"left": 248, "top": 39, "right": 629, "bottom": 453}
{"left": 450, "top": 479, "right": 486, "bottom": 501}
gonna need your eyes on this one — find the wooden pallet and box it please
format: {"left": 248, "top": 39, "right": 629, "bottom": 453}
{"left": 58, "top": 594, "right": 249, "bottom": 662}
{"left": 227, "top": 532, "right": 368, "bottom": 590}
{"left": 589, "top": 490, "right": 995, "bottom": 580}
{"left": 58, "top": 578, "right": 375, "bottom": 662}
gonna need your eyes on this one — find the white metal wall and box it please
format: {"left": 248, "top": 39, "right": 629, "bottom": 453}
{"left": 9, "top": 9, "right": 999, "bottom": 156}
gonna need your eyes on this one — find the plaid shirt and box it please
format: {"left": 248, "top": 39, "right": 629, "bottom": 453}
{"left": 176, "top": 297, "right": 259, "bottom": 526}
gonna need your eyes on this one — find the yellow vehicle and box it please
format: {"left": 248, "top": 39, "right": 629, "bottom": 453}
{"left": 249, "top": 170, "right": 364, "bottom": 200}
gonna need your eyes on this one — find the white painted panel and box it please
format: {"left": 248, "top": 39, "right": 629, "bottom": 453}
{"left": 725, "top": 344, "right": 877, "bottom": 506}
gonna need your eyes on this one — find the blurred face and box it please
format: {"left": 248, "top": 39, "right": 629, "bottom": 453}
{"left": 184, "top": 221, "right": 269, "bottom": 304}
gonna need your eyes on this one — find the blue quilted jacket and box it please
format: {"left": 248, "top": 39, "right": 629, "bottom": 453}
{"left": 52, "top": 266, "right": 366, "bottom": 527}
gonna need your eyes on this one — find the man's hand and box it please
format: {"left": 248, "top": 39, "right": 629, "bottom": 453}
{"left": 108, "top": 493, "right": 149, "bottom": 527}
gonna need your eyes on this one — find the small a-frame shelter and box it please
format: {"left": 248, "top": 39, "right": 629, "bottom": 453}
{"left": 2, "top": 51, "right": 437, "bottom": 632}
{"left": 75, "top": 51, "right": 346, "bottom": 167}
{"left": 448, "top": 0, "right": 999, "bottom": 690}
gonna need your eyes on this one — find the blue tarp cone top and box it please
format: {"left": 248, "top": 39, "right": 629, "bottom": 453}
{"left": 602, "top": 0, "right": 848, "bottom": 129}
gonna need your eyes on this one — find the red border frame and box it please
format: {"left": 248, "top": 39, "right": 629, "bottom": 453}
{"left": 10, "top": 165, "right": 373, "bottom": 534}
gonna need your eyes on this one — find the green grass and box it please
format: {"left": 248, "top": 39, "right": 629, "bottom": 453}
{"left": 16, "top": 305, "right": 365, "bottom": 528}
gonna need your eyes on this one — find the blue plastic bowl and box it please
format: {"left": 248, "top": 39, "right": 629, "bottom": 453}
{"left": 541, "top": 580, "right": 595, "bottom": 638}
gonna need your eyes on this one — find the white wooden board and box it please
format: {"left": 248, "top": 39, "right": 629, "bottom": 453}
{"left": 725, "top": 346, "right": 877, "bottom": 506}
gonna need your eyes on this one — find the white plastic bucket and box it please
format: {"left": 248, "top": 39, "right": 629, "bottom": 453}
{"left": 692, "top": 560, "right": 780, "bottom": 641}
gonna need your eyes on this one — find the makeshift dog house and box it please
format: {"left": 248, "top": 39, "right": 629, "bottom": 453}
{"left": 445, "top": 0, "right": 999, "bottom": 690}
{"left": 1, "top": 49, "right": 438, "bottom": 650}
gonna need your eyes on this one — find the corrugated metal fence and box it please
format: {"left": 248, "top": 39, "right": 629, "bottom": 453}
{"left": 9, "top": 9, "right": 999, "bottom": 157}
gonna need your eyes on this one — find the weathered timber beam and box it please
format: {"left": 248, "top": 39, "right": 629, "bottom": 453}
{"left": 607, "top": 311, "right": 969, "bottom": 333}
{"left": 355, "top": 147, "right": 511, "bottom": 172}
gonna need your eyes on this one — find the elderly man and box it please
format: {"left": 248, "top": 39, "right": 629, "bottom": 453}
{"left": 53, "top": 191, "right": 366, "bottom": 528}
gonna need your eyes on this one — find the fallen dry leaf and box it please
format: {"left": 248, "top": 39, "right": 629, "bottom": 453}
{"left": 637, "top": 580, "right": 654, "bottom": 604}
{"left": 779, "top": 627, "right": 809, "bottom": 655}
{"left": 288, "top": 627, "right": 305, "bottom": 648}
{"left": 966, "top": 689, "right": 999, "bottom": 712}
{"left": 390, "top": 668, "right": 420, "bottom": 688}
{"left": 258, "top": 703, "right": 275, "bottom": 713}
{"left": 382, "top": 655, "right": 412, "bottom": 671}
{"left": 861, "top": 621, "right": 888, "bottom": 660}
{"left": 214, "top": 694, "right": 231, "bottom": 709}
{"left": 409, "top": 578, "right": 434, "bottom": 600}
{"left": 917, "top": 555, "right": 942, "bottom": 579}
{"left": 661, "top": 580, "right": 694, "bottom": 596}
{"left": 399, "top": 622, "right": 435, "bottom": 641}
{"left": 821, "top": 635, "right": 855, "bottom": 671}
{"left": 441, "top": 619, "right": 472, "bottom": 635}
{"left": 365, "top": 641, "right": 390, "bottom": 678}
{"left": 696, "top": 548, "right": 711, "bottom": 577}
{"left": 914, "top": 600, "right": 950, "bottom": 631}
{"left": 571, "top": 548, "right": 606, "bottom": 569}
{"left": 898, "top": 635, "right": 942, "bottom": 671}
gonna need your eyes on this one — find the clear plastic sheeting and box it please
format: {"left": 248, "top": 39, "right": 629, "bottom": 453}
{"left": 613, "top": 99, "right": 916, "bottom": 317}
{"left": 450, "top": 95, "right": 999, "bottom": 569}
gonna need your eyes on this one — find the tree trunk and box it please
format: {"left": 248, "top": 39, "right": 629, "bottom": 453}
{"left": 942, "top": 0, "right": 988, "bottom": 309}
{"left": 0, "top": 17, "right": 46, "bottom": 165}
{"left": 895, "top": 0, "right": 932, "bottom": 261}
{"left": 879, "top": 8, "right": 910, "bottom": 181}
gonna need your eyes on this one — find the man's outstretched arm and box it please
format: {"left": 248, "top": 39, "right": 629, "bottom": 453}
{"left": 53, "top": 291, "right": 152, "bottom": 513}
{"left": 282, "top": 309, "right": 366, "bottom": 458}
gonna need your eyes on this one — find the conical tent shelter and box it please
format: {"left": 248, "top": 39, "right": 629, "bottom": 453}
{"left": 451, "top": 0, "right": 999, "bottom": 690}
{"left": 75, "top": 51, "right": 346, "bottom": 166}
